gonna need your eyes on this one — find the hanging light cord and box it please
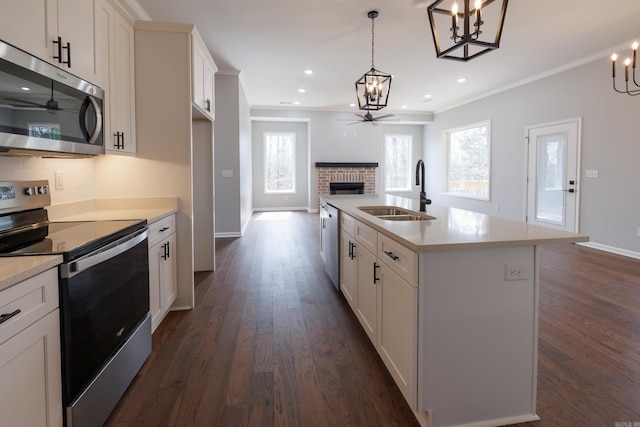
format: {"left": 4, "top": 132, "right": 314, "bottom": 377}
{"left": 371, "top": 15, "right": 375, "bottom": 69}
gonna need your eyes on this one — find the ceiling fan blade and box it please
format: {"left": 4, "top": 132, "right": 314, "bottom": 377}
{"left": 355, "top": 113, "right": 368, "bottom": 120}
{"left": 4, "top": 97, "right": 47, "bottom": 108}
{"left": 373, "top": 114, "right": 395, "bottom": 120}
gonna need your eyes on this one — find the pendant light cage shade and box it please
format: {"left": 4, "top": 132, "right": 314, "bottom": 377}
{"left": 427, "top": 0, "right": 508, "bottom": 62}
{"left": 355, "top": 67, "right": 392, "bottom": 111}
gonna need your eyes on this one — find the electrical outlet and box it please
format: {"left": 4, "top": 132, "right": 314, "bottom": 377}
{"left": 55, "top": 170, "right": 64, "bottom": 190}
{"left": 505, "top": 264, "right": 529, "bottom": 281}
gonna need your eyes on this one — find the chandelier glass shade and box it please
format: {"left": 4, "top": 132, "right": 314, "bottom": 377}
{"left": 427, "top": 0, "right": 508, "bottom": 62}
{"left": 355, "top": 11, "right": 392, "bottom": 111}
{"left": 611, "top": 41, "right": 640, "bottom": 96}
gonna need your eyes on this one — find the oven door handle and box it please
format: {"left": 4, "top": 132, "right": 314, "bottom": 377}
{"left": 60, "top": 228, "right": 149, "bottom": 279}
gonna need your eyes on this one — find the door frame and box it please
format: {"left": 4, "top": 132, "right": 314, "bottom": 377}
{"left": 523, "top": 117, "right": 582, "bottom": 233}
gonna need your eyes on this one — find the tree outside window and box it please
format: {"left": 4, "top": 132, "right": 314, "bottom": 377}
{"left": 384, "top": 134, "right": 412, "bottom": 192}
{"left": 264, "top": 133, "right": 296, "bottom": 193}
{"left": 444, "top": 121, "right": 491, "bottom": 200}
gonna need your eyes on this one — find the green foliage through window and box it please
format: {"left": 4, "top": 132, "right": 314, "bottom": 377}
{"left": 264, "top": 133, "right": 295, "bottom": 193}
{"left": 444, "top": 121, "right": 490, "bottom": 200}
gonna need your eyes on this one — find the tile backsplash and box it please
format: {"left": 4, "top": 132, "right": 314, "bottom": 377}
{"left": 0, "top": 156, "right": 95, "bottom": 205}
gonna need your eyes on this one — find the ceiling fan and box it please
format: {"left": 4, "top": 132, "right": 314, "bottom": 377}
{"left": 3, "top": 81, "right": 73, "bottom": 112}
{"left": 339, "top": 112, "right": 396, "bottom": 126}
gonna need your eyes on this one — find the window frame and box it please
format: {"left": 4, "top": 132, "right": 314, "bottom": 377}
{"left": 263, "top": 132, "right": 296, "bottom": 194}
{"left": 442, "top": 120, "right": 491, "bottom": 201}
{"left": 383, "top": 133, "right": 413, "bottom": 193}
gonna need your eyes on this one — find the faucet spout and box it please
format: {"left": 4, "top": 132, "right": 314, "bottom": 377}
{"left": 415, "top": 159, "right": 431, "bottom": 211}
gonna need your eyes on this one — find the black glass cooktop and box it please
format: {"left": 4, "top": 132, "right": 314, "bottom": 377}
{"left": 0, "top": 219, "right": 146, "bottom": 261}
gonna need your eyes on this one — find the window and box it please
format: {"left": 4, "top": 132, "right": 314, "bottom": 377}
{"left": 443, "top": 121, "right": 491, "bottom": 200}
{"left": 384, "top": 134, "right": 412, "bottom": 192}
{"left": 264, "top": 133, "right": 296, "bottom": 193}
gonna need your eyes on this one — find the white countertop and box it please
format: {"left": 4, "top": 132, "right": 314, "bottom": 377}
{"left": 1, "top": 198, "right": 177, "bottom": 290}
{"left": 0, "top": 255, "right": 63, "bottom": 292}
{"left": 321, "top": 194, "right": 589, "bottom": 252}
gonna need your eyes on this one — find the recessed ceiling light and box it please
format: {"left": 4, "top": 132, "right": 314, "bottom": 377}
{"left": 304, "top": 69, "right": 314, "bottom": 75}
{"left": 349, "top": 103, "right": 356, "bottom": 107}
{"left": 21, "top": 86, "right": 30, "bottom": 91}
{"left": 298, "top": 88, "right": 306, "bottom": 93}
{"left": 424, "top": 94, "right": 432, "bottom": 98}
{"left": 401, "top": 105, "right": 408, "bottom": 109}
{"left": 294, "top": 101, "right": 300, "bottom": 105}
{"left": 457, "top": 78, "right": 467, "bottom": 83}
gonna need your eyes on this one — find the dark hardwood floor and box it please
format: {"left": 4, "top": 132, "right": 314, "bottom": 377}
{"left": 106, "top": 211, "right": 640, "bottom": 427}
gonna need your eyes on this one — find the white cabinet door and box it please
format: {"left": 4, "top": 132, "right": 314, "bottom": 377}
{"left": 56, "top": 0, "right": 96, "bottom": 80}
{"left": 355, "top": 246, "right": 378, "bottom": 345}
{"left": 191, "top": 37, "right": 216, "bottom": 119}
{"left": 378, "top": 262, "right": 417, "bottom": 408}
{"left": 99, "top": 1, "right": 136, "bottom": 155}
{"left": 340, "top": 230, "right": 356, "bottom": 309}
{"left": 0, "top": 310, "right": 63, "bottom": 427}
{"left": 161, "top": 233, "right": 178, "bottom": 310}
{"left": 0, "top": 0, "right": 57, "bottom": 65}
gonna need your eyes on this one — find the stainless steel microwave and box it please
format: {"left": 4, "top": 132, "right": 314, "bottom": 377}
{"left": 0, "top": 40, "right": 104, "bottom": 157}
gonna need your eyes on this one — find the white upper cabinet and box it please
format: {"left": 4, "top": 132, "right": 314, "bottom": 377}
{"left": 96, "top": 0, "right": 136, "bottom": 155}
{"left": 192, "top": 33, "right": 217, "bottom": 119}
{"left": 0, "top": 0, "right": 98, "bottom": 82}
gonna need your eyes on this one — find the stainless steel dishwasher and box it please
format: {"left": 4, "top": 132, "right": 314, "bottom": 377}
{"left": 321, "top": 202, "right": 340, "bottom": 289}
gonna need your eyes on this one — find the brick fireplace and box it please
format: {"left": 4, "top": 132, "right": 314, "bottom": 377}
{"left": 315, "top": 162, "right": 378, "bottom": 205}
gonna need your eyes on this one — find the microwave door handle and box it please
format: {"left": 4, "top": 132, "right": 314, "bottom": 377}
{"left": 79, "top": 95, "right": 103, "bottom": 144}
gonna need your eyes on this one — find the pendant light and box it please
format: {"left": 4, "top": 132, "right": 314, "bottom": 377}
{"left": 427, "top": 0, "right": 509, "bottom": 62}
{"left": 355, "top": 11, "right": 392, "bottom": 111}
{"left": 611, "top": 41, "right": 640, "bottom": 96}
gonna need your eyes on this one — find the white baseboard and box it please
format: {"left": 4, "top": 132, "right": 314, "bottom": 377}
{"left": 252, "top": 206, "right": 308, "bottom": 212}
{"left": 577, "top": 241, "right": 640, "bottom": 260}
{"left": 215, "top": 231, "right": 243, "bottom": 238}
{"left": 308, "top": 208, "right": 319, "bottom": 213}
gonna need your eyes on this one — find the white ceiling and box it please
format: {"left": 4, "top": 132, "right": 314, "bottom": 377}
{"left": 131, "top": 0, "right": 640, "bottom": 113}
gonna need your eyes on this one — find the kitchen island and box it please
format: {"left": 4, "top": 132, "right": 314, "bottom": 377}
{"left": 320, "top": 194, "right": 588, "bottom": 427}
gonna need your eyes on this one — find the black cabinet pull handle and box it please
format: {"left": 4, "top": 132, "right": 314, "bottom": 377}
{"left": 348, "top": 241, "right": 353, "bottom": 259}
{"left": 373, "top": 262, "right": 380, "bottom": 283}
{"left": 206, "top": 98, "right": 211, "bottom": 112}
{"left": 62, "top": 41, "right": 71, "bottom": 67}
{"left": 161, "top": 242, "right": 168, "bottom": 260}
{"left": 166, "top": 241, "right": 170, "bottom": 259}
{"left": 0, "top": 309, "right": 21, "bottom": 325}
{"left": 159, "top": 227, "right": 169, "bottom": 232}
{"left": 53, "top": 37, "right": 63, "bottom": 63}
{"left": 351, "top": 242, "right": 356, "bottom": 259}
{"left": 384, "top": 250, "right": 399, "bottom": 261}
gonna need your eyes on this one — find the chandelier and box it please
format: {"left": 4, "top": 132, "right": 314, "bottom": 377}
{"left": 355, "top": 11, "right": 392, "bottom": 111}
{"left": 611, "top": 41, "right": 640, "bottom": 96}
{"left": 427, "top": 0, "right": 509, "bottom": 62}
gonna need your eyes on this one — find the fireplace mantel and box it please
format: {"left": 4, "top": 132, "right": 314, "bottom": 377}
{"left": 315, "top": 162, "right": 378, "bottom": 168}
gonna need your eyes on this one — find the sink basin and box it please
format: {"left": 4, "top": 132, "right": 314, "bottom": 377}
{"left": 358, "top": 206, "right": 436, "bottom": 221}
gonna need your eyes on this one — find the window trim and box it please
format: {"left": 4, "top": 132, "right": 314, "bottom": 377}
{"left": 264, "top": 132, "right": 296, "bottom": 194}
{"left": 442, "top": 120, "right": 491, "bottom": 201}
{"left": 383, "top": 133, "right": 413, "bottom": 193}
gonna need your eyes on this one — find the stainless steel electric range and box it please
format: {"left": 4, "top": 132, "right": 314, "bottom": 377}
{"left": 0, "top": 180, "right": 151, "bottom": 427}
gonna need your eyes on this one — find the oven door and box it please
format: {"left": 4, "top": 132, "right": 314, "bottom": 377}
{"left": 59, "top": 227, "right": 150, "bottom": 405}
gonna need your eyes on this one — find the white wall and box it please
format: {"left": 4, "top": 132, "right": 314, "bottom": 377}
{"left": 250, "top": 109, "right": 431, "bottom": 211}
{"left": 425, "top": 56, "right": 640, "bottom": 254}
{"left": 214, "top": 72, "right": 252, "bottom": 236}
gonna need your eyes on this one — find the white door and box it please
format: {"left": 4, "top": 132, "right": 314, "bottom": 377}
{"left": 526, "top": 119, "right": 581, "bottom": 232}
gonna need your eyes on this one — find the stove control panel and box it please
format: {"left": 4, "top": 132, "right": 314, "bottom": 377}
{"left": 0, "top": 180, "right": 51, "bottom": 214}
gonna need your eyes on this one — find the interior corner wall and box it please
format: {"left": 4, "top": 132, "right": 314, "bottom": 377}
{"left": 214, "top": 72, "right": 249, "bottom": 236}
{"left": 238, "top": 79, "right": 253, "bottom": 233}
{"left": 425, "top": 56, "right": 640, "bottom": 253}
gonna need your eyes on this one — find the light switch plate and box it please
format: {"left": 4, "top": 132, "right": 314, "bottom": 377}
{"left": 222, "top": 169, "right": 233, "bottom": 178}
{"left": 586, "top": 170, "right": 598, "bottom": 178}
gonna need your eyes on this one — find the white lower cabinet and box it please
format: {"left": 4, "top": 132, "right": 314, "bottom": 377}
{"left": 0, "top": 268, "right": 62, "bottom": 427}
{"left": 339, "top": 213, "right": 357, "bottom": 309}
{"left": 148, "top": 215, "right": 178, "bottom": 332}
{"left": 348, "top": 218, "right": 418, "bottom": 409}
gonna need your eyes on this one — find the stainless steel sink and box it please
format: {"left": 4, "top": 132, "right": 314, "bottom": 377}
{"left": 358, "top": 206, "right": 436, "bottom": 221}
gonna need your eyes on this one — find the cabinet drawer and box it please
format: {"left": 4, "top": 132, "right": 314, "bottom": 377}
{"left": 378, "top": 234, "right": 418, "bottom": 287}
{"left": 354, "top": 220, "right": 377, "bottom": 254}
{"left": 148, "top": 214, "right": 176, "bottom": 247}
{"left": 0, "top": 268, "right": 58, "bottom": 345}
{"left": 341, "top": 212, "right": 355, "bottom": 237}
